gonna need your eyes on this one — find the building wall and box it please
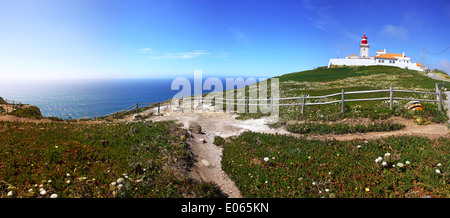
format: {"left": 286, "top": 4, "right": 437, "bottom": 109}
{"left": 328, "top": 58, "right": 423, "bottom": 71}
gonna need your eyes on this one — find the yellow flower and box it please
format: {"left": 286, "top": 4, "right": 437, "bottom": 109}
{"left": 365, "top": 188, "right": 370, "bottom": 192}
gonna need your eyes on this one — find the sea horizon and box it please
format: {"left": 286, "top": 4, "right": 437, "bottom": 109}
{"left": 0, "top": 76, "right": 261, "bottom": 119}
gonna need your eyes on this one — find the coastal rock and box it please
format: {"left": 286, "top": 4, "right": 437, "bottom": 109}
{"left": 200, "top": 159, "right": 212, "bottom": 168}
{"left": 188, "top": 122, "right": 202, "bottom": 134}
{"left": 131, "top": 114, "right": 142, "bottom": 121}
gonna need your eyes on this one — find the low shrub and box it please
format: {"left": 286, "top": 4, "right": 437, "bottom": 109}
{"left": 8, "top": 106, "right": 43, "bottom": 119}
{"left": 286, "top": 122, "right": 405, "bottom": 135}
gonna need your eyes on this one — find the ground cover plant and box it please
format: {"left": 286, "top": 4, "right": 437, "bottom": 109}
{"left": 286, "top": 121, "right": 405, "bottom": 135}
{"left": 221, "top": 132, "right": 450, "bottom": 198}
{"left": 0, "top": 121, "right": 223, "bottom": 198}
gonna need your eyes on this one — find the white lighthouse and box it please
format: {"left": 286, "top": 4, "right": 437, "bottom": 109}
{"left": 359, "top": 34, "right": 369, "bottom": 58}
{"left": 327, "top": 34, "right": 424, "bottom": 71}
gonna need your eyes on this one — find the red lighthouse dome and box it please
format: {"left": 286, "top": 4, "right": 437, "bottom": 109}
{"left": 361, "top": 34, "right": 368, "bottom": 44}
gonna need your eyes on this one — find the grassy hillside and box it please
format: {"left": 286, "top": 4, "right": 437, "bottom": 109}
{"left": 235, "top": 65, "right": 447, "bottom": 124}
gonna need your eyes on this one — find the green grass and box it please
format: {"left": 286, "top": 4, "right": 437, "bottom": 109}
{"left": 8, "top": 106, "right": 43, "bottom": 119}
{"left": 0, "top": 121, "right": 223, "bottom": 198}
{"left": 222, "top": 132, "right": 450, "bottom": 198}
{"left": 286, "top": 121, "right": 405, "bottom": 135}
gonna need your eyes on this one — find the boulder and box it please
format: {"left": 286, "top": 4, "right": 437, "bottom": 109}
{"left": 188, "top": 122, "right": 202, "bottom": 134}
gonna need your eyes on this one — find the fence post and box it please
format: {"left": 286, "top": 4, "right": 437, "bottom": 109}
{"left": 158, "top": 102, "right": 160, "bottom": 114}
{"left": 301, "top": 94, "right": 306, "bottom": 114}
{"left": 136, "top": 102, "right": 139, "bottom": 114}
{"left": 341, "top": 89, "right": 345, "bottom": 114}
{"left": 439, "top": 90, "right": 443, "bottom": 112}
{"left": 436, "top": 83, "right": 440, "bottom": 107}
{"left": 213, "top": 97, "right": 216, "bottom": 111}
{"left": 270, "top": 97, "right": 273, "bottom": 114}
{"left": 390, "top": 86, "right": 394, "bottom": 110}
{"left": 246, "top": 97, "right": 249, "bottom": 113}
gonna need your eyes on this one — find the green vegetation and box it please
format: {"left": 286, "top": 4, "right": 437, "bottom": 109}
{"left": 0, "top": 97, "right": 6, "bottom": 105}
{"left": 213, "top": 136, "right": 226, "bottom": 146}
{"left": 286, "top": 121, "right": 405, "bottom": 135}
{"left": 222, "top": 132, "right": 450, "bottom": 198}
{"left": 8, "top": 106, "right": 43, "bottom": 119}
{"left": 0, "top": 121, "right": 223, "bottom": 198}
{"left": 227, "top": 66, "right": 447, "bottom": 124}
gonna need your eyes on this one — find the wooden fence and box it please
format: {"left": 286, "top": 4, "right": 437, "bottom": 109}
{"left": 113, "top": 83, "right": 444, "bottom": 116}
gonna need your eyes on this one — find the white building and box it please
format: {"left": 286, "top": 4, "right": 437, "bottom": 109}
{"left": 328, "top": 34, "right": 424, "bottom": 71}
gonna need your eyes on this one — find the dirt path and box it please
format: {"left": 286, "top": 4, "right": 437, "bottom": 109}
{"left": 148, "top": 108, "right": 288, "bottom": 198}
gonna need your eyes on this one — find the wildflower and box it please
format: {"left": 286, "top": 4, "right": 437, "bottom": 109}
{"left": 66, "top": 173, "right": 71, "bottom": 177}
{"left": 111, "top": 182, "right": 117, "bottom": 186}
{"left": 405, "top": 161, "right": 410, "bottom": 165}
{"left": 397, "top": 163, "right": 404, "bottom": 168}
{"left": 312, "top": 182, "right": 316, "bottom": 186}
{"left": 375, "top": 157, "right": 382, "bottom": 163}
{"left": 382, "top": 161, "right": 387, "bottom": 166}
{"left": 40, "top": 190, "right": 47, "bottom": 196}
{"left": 263, "top": 157, "right": 269, "bottom": 162}
{"left": 54, "top": 146, "right": 58, "bottom": 149}
{"left": 66, "top": 180, "right": 71, "bottom": 184}
{"left": 436, "top": 169, "right": 441, "bottom": 174}
{"left": 365, "top": 188, "right": 370, "bottom": 192}
{"left": 437, "top": 163, "right": 442, "bottom": 167}
{"left": 385, "top": 153, "right": 391, "bottom": 157}
{"left": 325, "top": 188, "right": 330, "bottom": 192}
{"left": 50, "top": 194, "right": 58, "bottom": 198}
{"left": 116, "top": 178, "right": 124, "bottom": 184}
{"left": 7, "top": 191, "right": 13, "bottom": 197}
{"left": 357, "top": 145, "right": 361, "bottom": 148}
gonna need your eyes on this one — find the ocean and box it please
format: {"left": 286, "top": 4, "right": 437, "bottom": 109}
{"left": 0, "top": 77, "right": 259, "bottom": 119}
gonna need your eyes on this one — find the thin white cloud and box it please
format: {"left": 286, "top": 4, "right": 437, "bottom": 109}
{"left": 147, "top": 50, "right": 221, "bottom": 59}
{"left": 139, "top": 48, "right": 153, "bottom": 54}
{"left": 379, "top": 24, "right": 409, "bottom": 39}
{"left": 300, "top": 0, "right": 359, "bottom": 42}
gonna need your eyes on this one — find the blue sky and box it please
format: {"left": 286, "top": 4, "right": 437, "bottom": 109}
{"left": 0, "top": 0, "right": 449, "bottom": 79}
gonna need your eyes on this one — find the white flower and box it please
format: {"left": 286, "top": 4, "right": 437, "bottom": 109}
{"left": 50, "top": 194, "right": 58, "bottom": 198}
{"left": 264, "top": 157, "right": 269, "bottom": 162}
{"left": 405, "top": 161, "right": 410, "bottom": 165}
{"left": 385, "top": 153, "right": 391, "bottom": 157}
{"left": 325, "top": 188, "right": 330, "bottom": 192}
{"left": 111, "top": 182, "right": 117, "bottom": 186}
{"left": 312, "top": 182, "right": 316, "bottom": 185}
{"left": 66, "top": 173, "right": 71, "bottom": 177}
{"left": 272, "top": 157, "right": 275, "bottom": 160}
{"left": 397, "top": 163, "right": 404, "bottom": 168}
{"left": 40, "top": 190, "right": 47, "bottom": 196}
{"left": 436, "top": 169, "right": 441, "bottom": 174}
{"left": 357, "top": 145, "right": 361, "bottom": 148}
{"left": 7, "top": 191, "right": 13, "bottom": 197}
{"left": 116, "top": 178, "right": 124, "bottom": 184}
{"left": 66, "top": 180, "right": 71, "bottom": 184}
{"left": 382, "top": 161, "right": 387, "bottom": 166}
{"left": 437, "top": 163, "right": 442, "bottom": 167}
{"left": 375, "top": 157, "right": 382, "bottom": 163}
{"left": 28, "top": 188, "right": 33, "bottom": 193}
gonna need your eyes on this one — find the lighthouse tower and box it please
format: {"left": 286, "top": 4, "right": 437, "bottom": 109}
{"left": 359, "top": 34, "right": 369, "bottom": 58}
